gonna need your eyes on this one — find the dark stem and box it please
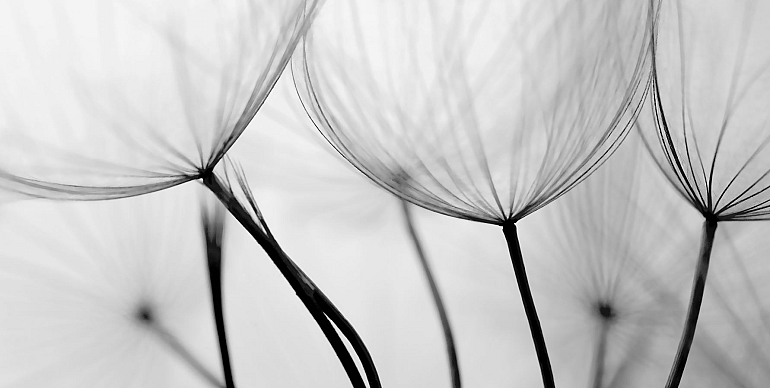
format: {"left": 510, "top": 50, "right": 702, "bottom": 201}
{"left": 590, "top": 320, "right": 611, "bottom": 388}
{"left": 202, "top": 208, "right": 236, "bottom": 388}
{"left": 312, "top": 287, "right": 382, "bottom": 388}
{"left": 202, "top": 173, "right": 379, "bottom": 388}
{"left": 665, "top": 217, "right": 718, "bottom": 388}
{"left": 401, "top": 200, "right": 461, "bottom": 388}
{"left": 502, "top": 221, "right": 555, "bottom": 388}
{"left": 279, "top": 253, "right": 382, "bottom": 388}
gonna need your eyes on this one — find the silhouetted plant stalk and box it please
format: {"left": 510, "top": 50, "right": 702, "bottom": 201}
{"left": 201, "top": 166, "right": 380, "bottom": 388}
{"left": 201, "top": 202, "right": 235, "bottom": 388}
{"left": 660, "top": 224, "right": 770, "bottom": 387}
{"left": 665, "top": 217, "right": 717, "bottom": 388}
{"left": 502, "top": 222, "right": 554, "bottom": 388}
{"left": 295, "top": 1, "right": 655, "bottom": 386}
{"left": 638, "top": 0, "right": 770, "bottom": 385}
{"left": 401, "top": 200, "right": 461, "bottom": 388}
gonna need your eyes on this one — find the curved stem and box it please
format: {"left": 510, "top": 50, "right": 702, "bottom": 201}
{"left": 202, "top": 173, "right": 378, "bottom": 388}
{"left": 313, "top": 286, "right": 382, "bottom": 388}
{"left": 278, "top": 254, "right": 382, "bottom": 388}
{"left": 401, "top": 200, "right": 461, "bottom": 388}
{"left": 502, "top": 221, "right": 555, "bottom": 388}
{"left": 665, "top": 217, "right": 718, "bottom": 388}
{"left": 202, "top": 207, "right": 236, "bottom": 388}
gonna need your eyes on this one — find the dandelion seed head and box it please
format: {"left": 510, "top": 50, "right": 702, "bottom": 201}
{"left": 640, "top": 0, "right": 770, "bottom": 221}
{"left": 295, "top": 0, "right": 654, "bottom": 225}
{"left": 0, "top": 0, "right": 318, "bottom": 200}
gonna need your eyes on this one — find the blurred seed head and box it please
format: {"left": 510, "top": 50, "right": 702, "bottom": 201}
{"left": 527, "top": 134, "right": 704, "bottom": 386}
{"left": 0, "top": 184, "right": 217, "bottom": 387}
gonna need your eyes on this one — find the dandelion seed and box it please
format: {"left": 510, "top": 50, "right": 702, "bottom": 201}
{"left": 0, "top": 3, "right": 381, "bottom": 385}
{"left": 294, "top": 1, "right": 655, "bottom": 385}
{"left": 637, "top": 0, "right": 770, "bottom": 384}
{"left": 0, "top": 0, "right": 316, "bottom": 200}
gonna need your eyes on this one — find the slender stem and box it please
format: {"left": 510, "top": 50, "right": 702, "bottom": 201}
{"left": 590, "top": 320, "right": 610, "bottom": 388}
{"left": 202, "top": 207, "right": 236, "bottom": 388}
{"left": 144, "top": 319, "right": 225, "bottom": 388}
{"left": 401, "top": 200, "right": 461, "bottom": 388}
{"left": 502, "top": 221, "right": 555, "bottom": 388}
{"left": 202, "top": 173, "right": 378, "bottom": 388}
{"left": 312, "top": 286, "right": 382, "bottom": 388}
{"left": 279, "top": 254, "right": 382, "bottom": 388}
{"left": 665, "top": 217, "right": 718, "bottom": 388}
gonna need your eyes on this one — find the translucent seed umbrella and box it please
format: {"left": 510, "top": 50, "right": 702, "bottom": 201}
{"left": 0, "top": 2, "right": 380, "bottom": 387}
{"left": 293, "top": 0, "right": 654, "bottom": 386}
{"left": 638, "top": 0, "right": 770, "bottom": 385}
{"left": 0, "top": 0, "right": 311, "bottom": 200}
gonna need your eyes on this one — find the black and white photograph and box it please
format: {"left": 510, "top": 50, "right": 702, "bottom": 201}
{"left": 0, "top": 0, "right": 769, "bottom": 387}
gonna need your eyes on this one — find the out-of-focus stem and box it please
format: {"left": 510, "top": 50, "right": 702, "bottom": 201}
{"left": 590, "top": 319, "right": 611, "bottom": 388}
{"left": 202, "top": 172, "right": 379, "bottom": 388}
{"left": 202, "top": 206, "right": 236, "bottom": 388}
{"left": 665, "top": 217, "right": 718, "bottom": 388}
{"left": 143, "top": 317, "right": 225, "bottom": 388}
{"left": 401, "top": 200, "right": 461, "bottom": 388}
{"left": 502, "top": 221, "right": 555, "bottom": 388}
